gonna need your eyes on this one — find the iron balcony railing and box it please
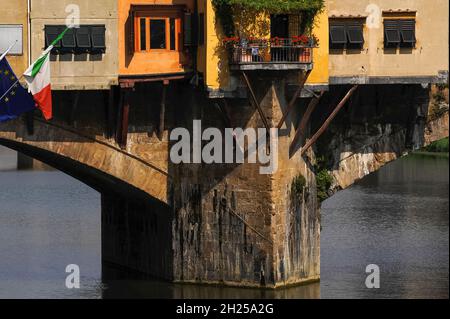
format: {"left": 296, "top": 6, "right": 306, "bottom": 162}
{"left": 229, "top": 38, "right": 314, "bottom": 65}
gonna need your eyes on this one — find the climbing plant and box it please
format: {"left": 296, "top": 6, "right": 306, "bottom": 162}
{"left": 314, "top": 156, "right": 333, "bottom": 202}
{"left": 212, "top": 0, "right": 325, "bottom": 36}
{"left": 291, "top": 174, "right": 307, "bottom": 198}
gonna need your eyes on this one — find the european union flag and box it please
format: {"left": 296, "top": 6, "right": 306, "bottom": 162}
{"left": 0, "top": 57, "right": 36, "bottom": 122}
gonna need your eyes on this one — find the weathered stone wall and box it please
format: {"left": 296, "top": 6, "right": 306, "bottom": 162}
{"left": 169, "top": 73, "right": 320, "bottom": 287}
{"left": 314, "top": 84, "right": 448, "bottom": 193}
{"left": 425, "top": 112, "right": 449, "bottom": 146}
{"left": 101, "top": 193, "right": 173, "bottom": 280}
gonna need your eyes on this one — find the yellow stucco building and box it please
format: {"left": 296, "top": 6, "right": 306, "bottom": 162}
{"left": 197, "top": 0, "right": 330, "bottom": 97}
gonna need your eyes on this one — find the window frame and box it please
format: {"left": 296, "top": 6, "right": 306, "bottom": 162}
{"left": 329, "top": 19, "right": 365, "bottom": 51}
{"left": 384, "top": 18, "right": 416, "bottom": 49}
{"left": 134, "top": 10, "right": 182, "bottom": 53}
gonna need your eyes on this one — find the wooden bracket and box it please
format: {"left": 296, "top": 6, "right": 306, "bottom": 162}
{"left": 289, "top": 90, "right": 324, "bottom": 155}
{"left": 277, "top": 69, "right": 311, "bottom": 129}
{"left": 159, "top": 81, "right": 169, "bottom": 138}
{"left": 116, "top": 88, "right": 131, "bottom": 149}
{"left": 68, "top": 90, "right": 80, "bottom": 126}
{"left": 241, "top": 71, "right": 271, "bottom": 132}
{"left": 301, "top": 85, "right": 358, "bottom": 156}
{"left": 105, "top": 86, "right": 116, "bottom": 139}
{"left": 303, "top": 87, "right": 321, "bottom": 99}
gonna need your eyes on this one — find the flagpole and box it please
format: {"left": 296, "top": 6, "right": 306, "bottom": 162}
{"left": 0, "top": 41, "right": 18, "bottom": 61}
{"left": 0, "top": 76, "right": 24, "bottom": 103}
{"left": 0, "top": 41, "right": 22, "bottom": 104}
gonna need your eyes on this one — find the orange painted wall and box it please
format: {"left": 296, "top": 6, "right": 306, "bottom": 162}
{"left": 118, "top": 0, "right": 195, "bottom": 77}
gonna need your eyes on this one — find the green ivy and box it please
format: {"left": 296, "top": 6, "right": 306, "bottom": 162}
{"left": 291, "top": 174, "right": 306, "bottom": 197}
{"left": 314, "top": 156, "right": 333, "bottom": 202}
{"left": 212, "top": 0, "right": 325, "bottom": 37}
{"left": 423, "top": 137, "right": 449, "bottom": 153}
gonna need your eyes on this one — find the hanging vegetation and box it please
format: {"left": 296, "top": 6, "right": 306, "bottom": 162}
{"left": 212, "top": 0, "right": 325, "bottom": 37}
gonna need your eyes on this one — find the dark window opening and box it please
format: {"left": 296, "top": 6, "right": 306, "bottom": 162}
{"left": 170, "top": 18, "right": 176, "bottom": 50}
{"left": 150, "top": 19, "right": 166, "bottom": 49}
{"left": 270, "top": 14, "right": 289, "bottom": 38}
{"left": 140, "top": 18, "right": 147, "bottom": 51}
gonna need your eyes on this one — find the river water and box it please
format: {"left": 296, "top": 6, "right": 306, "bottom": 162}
{"left": 0, "top": 146, "right": 448, "bottom": 299}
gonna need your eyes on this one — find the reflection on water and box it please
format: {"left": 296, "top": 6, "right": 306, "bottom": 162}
{"left": 321, "top": 153, "right": 449, "bottom": 299}
{"left": 0, "top": 146, "right": 448, "bottom": 299}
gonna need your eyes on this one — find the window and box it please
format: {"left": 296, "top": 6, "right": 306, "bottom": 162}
{"left": 135, "top": 10, "right": 182, "bottom": 52}
{"left": 329, "top": 24, "right": 346, "bottom": 49}
{"left": 76, "top": 26, "right": 91, "bottom": 51}
{"left": 329, "top": 20, "right": 364, "bottom": 50}
{"left": 347, "top": 24, "right": 364, "bottom": 47}
{"left": 150, "top": 19, "right": 166, "bottom": 49}
{"left": 139, "top": 18, "right": 147, "bottom": 51}
{"left": 91, "top": 26, "right": 106, "bottom": 51}
{"left": 384, "top": 19, "right": 416, "bottom": 48}
{"left": 384, "top": 20, "right": 401, "bottom": 47}
{"left": 0, "top": 25, "right": 23, "bottom": 55}
{"left": 400, "top": 19, "right": 416, "bottom": 47}
{"left": 170, "top": 18, "right": 176, "bottom": 50}
{"left": 45, "top": 25, "right": 63, "bottom": 50}
{"left": 61, "top": 28, "right": 76, "bottom": 51}
{"left": 45, "top": 25, "right": 106, "bottom": 54}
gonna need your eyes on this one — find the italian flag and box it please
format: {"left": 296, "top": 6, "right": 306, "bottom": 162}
{"left": 24, "top": 28, "right": 69, "bottom": 120}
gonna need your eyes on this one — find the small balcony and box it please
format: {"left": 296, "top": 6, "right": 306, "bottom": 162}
{"left": 227, "top": 37, "right": 314, "bottom": 71}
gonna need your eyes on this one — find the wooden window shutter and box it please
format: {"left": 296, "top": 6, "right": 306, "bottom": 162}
{"left": 184, "top": 12, "right": 193, "bottom": 47}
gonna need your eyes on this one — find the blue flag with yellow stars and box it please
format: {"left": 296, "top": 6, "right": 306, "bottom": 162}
{"left": 0, "top": 57, "right": 36, "bottom": 122}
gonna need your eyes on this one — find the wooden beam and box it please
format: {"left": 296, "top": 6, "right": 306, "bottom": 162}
{"left": 116, "top": 88, "right": 131, "bottom": 149}
{"left": 24, "top": 110, "right": 34, "bottom": 136}
{"left": 159, "top": 80, "right": 169, "bottom": 138}
{"left": 104, "top": 86, "right": 116, "bottom": 139}
{"left": 301, "top": 85, "right": 358, "bottom": 156}
{"left": 276, "top": 70, "right": 311, "bottom": 129}
{"left": 241, "top": 71, "right": 271, "bottom": 132}
{"left": 68, "top": 90, "right": 80, "bottom": 125}
{"left": 289, "top": 91, "right": 324, "bottom": 155}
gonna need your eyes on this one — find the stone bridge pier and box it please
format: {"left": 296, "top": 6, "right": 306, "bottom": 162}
{"left": 168, "top": 72, "right": 320, "bottom": 287}
{"left": 101, "top": 72, "right": 321, "bottom": 288}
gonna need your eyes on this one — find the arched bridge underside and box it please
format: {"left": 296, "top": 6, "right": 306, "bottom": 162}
{"left": 0, "top": 118, "right": 170, "bottom": 207}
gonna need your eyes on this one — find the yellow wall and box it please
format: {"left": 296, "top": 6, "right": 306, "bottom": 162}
{"left": 0, "top": 0, "right": 29, "bottom": 75}
{"left": 327, "top": 0, "right": 449, "bottom": 79}
{"left": 202, "top": 1, "right": 330, "bottom": 91}
{"left": 307, "top": 10, "right": 329, "bottom": 85}
{"left": 204, "top": 0, "right": 229, "bottom": 90}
